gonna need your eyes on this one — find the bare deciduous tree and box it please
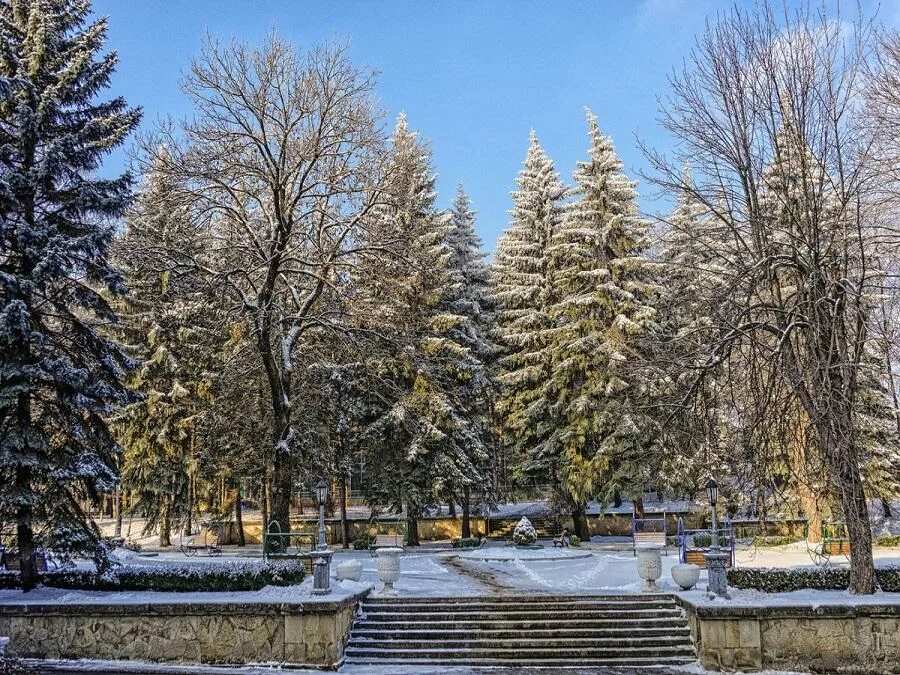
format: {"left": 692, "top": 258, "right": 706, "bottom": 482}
{"left": 140, "top": 36, "right": 392, "bottom": 528}
{"left": 645, "top": 4, "right": 886, "bottom": 593}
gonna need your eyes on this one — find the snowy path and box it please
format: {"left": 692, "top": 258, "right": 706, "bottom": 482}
{"left": 22, "top": 658, "right": 806, "bottom": 674}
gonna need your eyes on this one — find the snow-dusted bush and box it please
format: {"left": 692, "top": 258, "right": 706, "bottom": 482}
{"left": 728, "top": 566, "right": 900, "bottom": 593}
{"left": 0, "top": 561, "right": 305, "bottom": 592}
{"left": 512, "top": 517, "right": 538, "bottom": 546}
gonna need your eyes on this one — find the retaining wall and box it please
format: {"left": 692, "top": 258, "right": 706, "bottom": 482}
{"left": 0, "top": 593, "right": 363, "bottom": 668}
{"left": 677, "top": 596, "right": 900, "bottom": 673}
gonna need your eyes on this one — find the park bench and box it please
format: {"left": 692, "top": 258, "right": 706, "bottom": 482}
{"left": 1, "top": 547, "right": 52, "bottom": 573}
{"left": 263, "top": 520, "right": 315, "bottom": 573}
{"left": 553, "top": 528, "right": 571, "bottom": 547}
{"left": 677, "top": 516, "right": 735, "bottom": 569}
{"left": 180, "top": 523, "right": 223, "bottom": 557}
{"left": 369, "top": 520, "right": 406, "bottom": 549}
{"left": 805, "top": 521, "right": 850, "bottom": 566}
{"left": 632, "top": 512, "right": 668, "bottom": 555}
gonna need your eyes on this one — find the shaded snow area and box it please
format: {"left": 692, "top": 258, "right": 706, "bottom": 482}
{"left": 22, "top": 660, "right": 808, "bottom": 674}
{"left": 0, "top": 578, "right": 369, "bottom": 606}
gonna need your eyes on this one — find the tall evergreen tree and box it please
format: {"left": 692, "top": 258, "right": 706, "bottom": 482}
{"left": 113, "top": 165, "right": 214, "bottom": 547}
{"left": 358, "top": 116, "right": 487, "bottom": 544}
{"left": 492, "top": 133, "right": 566, "bottom": 487}
{"left": 541, "top": 112, "right": 661, "bottom": 536}
{"left": 445, "top": 185, "right": 496, "bottom": 535}
{"left": 0, "top": 0, "right": 141, "bottom": 587}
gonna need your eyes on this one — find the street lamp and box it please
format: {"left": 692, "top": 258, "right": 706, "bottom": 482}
{"left": 310, "top": 479, "right": 332, "bottom": 595}
{"left": 706, "top": 478, "right": 719, "bottom": 550}
{"left": 704, "top": 477, "right": 728, "bottom": 598}
{"left": 315, "top": 479, "right": 328, "bottom": 551}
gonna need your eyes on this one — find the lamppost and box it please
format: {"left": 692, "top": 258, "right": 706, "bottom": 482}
{"left": 704, "top": 478, "right": 729, "bottom": 598}
{"left": 315, "top": 479, "right": 328, "bottom": 551}
{"left": 310, "top": 479, "right": 332, "bottom": 595}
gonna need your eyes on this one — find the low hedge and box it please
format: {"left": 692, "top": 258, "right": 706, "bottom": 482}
{"left": 451, "top": 537, "right": 482, "bottom": 549}
{"left": 875, "top": 534, "right": 900, "bottom": 547}
{"left": 728, "top": 566, "right": 900, "bottom": 593}
{"left": 749, "top": 535, "right": 798, "bottom": 547}
{"left": 0, "top": 561, "right": 305, "bottom": 592}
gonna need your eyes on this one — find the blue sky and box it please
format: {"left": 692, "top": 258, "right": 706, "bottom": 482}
{"left": 93, "top": 0, "right": 895, "bottom": 252}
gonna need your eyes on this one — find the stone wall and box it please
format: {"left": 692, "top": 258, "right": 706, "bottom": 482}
{"left": 678, "top": 597, "right": 900, "bottom": 673}
{"left": 0, "top": 594, "right": 363, "bottom": 668}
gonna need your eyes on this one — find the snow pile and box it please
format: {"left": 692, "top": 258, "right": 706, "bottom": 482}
{"left": 512, "top": 517, "right": 538, "bottom": 545}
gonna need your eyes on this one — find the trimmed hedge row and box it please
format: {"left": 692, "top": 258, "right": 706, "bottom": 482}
{"left": 0, "top": 561, "right": 305, "bottom": 592}
{"left": 728, "top": 566, "right": 900, "bottom": 593}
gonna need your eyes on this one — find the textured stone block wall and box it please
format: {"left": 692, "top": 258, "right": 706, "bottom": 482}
{"left": 680, "top": 600, "right": 900, "bottom": 673}
{"left": 0, "top": 597, "right": 361, "bottom": 667}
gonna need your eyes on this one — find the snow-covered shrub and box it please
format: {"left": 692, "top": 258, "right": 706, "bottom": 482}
{"left": 2, "top": 561, "right": 305, "bottom": 592}
{"left": 728, "top": 566, "right": 900, "bottom": 593}
{"left": 512, "top": 517, "right": 538, "bottom": 545}
{"left": 570, "top": 535, "right": 581, "bottom": 547}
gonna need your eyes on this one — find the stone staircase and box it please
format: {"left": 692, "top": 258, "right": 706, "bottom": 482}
{"left": 344, "top": 594, "right": 696, "bottom": 668}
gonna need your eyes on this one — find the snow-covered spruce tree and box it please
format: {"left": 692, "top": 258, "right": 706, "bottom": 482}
{"left": 357, "top": 115, "right": 488, "bottom": 545}
{"left": 445, "top": 185, "right": 497, "bottom": 536}
{"left": 492, "top": 132, "right": 566, "bottom": 490}
{"left": 539, "top": 112, "right": 662, "bottom": 538}
{"left": 655, "top": 166, "right": 730, "bottom": 496}
{"left": 113, "top": 164, "right": 216, "bottom": 547}
{"left": 0, "top": 0, "right": 141, "bottom": 588}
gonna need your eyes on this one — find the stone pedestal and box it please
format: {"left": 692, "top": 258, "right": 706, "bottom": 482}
{"left": 375, "top": 547, "right": 402, "bottom": 596}
{"left": 704, "top": 549, "right": 729, "bottom": 598}
{"left": 309, "top": 550, "right": 333, "bottom": 595}
{"left": 635, "top": 544, "right": 663, "bottom": 592}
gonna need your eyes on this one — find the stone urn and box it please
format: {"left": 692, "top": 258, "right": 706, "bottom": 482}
{"left": 635, "top": 544, "right": 663, "bottom": 591}
{"left": 336, "top": 559, "right": 363, "bottom": 582}
{"left": 671, "top": 563, "right": 700, "bottom": 590}
{"left": 376, "top": 547, "right": 402, "bottom": 595}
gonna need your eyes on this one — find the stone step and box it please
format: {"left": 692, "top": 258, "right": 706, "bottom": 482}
{"left": 344, "top": 655, "right": 697, "bottom": 667}
{"left": 360, "top": 608, "right": 684, "bottom": 622}
{"left": 344, "top": 645, "right": 697, "bottom": 660}
{"left": 356, "top": 616, "right": 689, "bottom": 630}
{"left": 361, "top": 599, "right": 678, "bottom": 612}
{"left": 347, "top": 635, "right": 693, "bottom": 650}
{"left": 363, "top": 593, "right": 675, "bottom": 604}
{"left": 352, "top": 626, "right": 692, "bottom": 640}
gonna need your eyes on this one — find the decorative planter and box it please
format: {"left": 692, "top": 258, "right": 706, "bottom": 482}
{"left": 336, "top": 560, "right": 363, "bottom": 582}
{"left": 375, "top": 547, "right": 402, "bottom": 595}
{"left": 671, "top": 563, "right": 701, "bottom": 590}
{"left": 635, "top": 544, "right": 663, "bottom": 591}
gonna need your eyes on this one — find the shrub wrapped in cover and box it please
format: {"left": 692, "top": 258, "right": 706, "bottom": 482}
{"left": 2, "top": 561, "right": 305, "bottom": 592}
{"left": 728, "top": 566, "right": 900, "bottom": 593}
{"left": 513, "top": 517, "right": 538, "bottom": 545}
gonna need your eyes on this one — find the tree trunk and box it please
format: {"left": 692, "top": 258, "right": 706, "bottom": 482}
{"left": 16, "top": 465, "right": 37, "bottom": 591}
{"left": 340, "top": 475, "right": 349, "bottom": 549}
{"left": 613, "top": 490, "right": 622, "bottom": 508}
{"left": 571, "top": 503, "right": 590, "bottom": 540}
{"left": 114, "top": 486, "right": 123, "bottom": 539}
{"left": 406, "top": 503, "right": 420, "bottom": 547}
{"left": 881, "top": 497, "right": 893, "bottom": 519}
{"left": 817, "top": 415, "right": 875, "bottom": 593}
{"left": 448, "top": 499, "right": 456, "bottom": 518}
{"left": 261, "top": 474, "right": 269, "bottom": 532}
{"left": 184, "top": 476, "right": 193, "bottom": 537}
{"left": 461, "top": 485, "right": 472, "bottom": 539}
{"left": 633, "top": 496, "right": 645, "bottom": 519}
{"left": 159, "top": 495, "right": 172, "bottom": 548}
{"left": 234, "top": 485, "right": 245, "bottom": 546}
